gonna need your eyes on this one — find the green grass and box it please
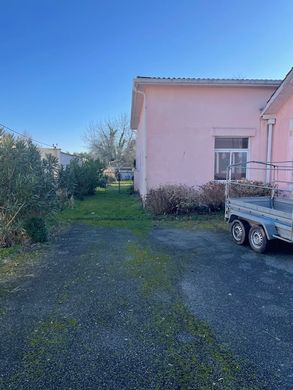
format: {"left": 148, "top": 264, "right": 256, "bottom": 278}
{"left": 59, "top": 183, "right": 226, "bottom": 234}
{"left": 155, "top": 211, "right": 227, "bottom": 231}
{"left": 58, "top": 183, "right": 152, "bottom": 235}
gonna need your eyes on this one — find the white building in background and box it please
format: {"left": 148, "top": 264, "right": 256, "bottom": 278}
{"left": 39, "top": 147, "right": 76, "bottom": 167}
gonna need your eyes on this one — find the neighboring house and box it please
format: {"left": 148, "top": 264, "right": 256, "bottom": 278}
{"left": 131, "top": 68, "right": 293, "bottom": 197}
{"left": 119, "top": 168, "right": 134, "bottom": 180}
{"left": 39, "top": 147, "right": 76, "bottom": 167}
{"left": 104, "top": 166, "right": 134, "bottom": 180}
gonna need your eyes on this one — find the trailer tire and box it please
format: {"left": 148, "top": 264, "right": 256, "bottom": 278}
{"left": 230, "top": 219, "right": 248, "bottom": 245}
{"left": 248, "top": 225, "right": 268, "bottom": 253}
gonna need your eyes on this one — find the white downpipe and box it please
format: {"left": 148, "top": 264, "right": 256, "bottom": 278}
{"left": 266, "top": 118, "right": 276, "bottom": 183}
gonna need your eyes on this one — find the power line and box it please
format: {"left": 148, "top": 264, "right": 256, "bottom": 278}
{"left": 0, "top": 122, "right": 55, "bottom": 148}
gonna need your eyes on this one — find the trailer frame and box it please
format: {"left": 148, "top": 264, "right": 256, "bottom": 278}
{"left": 225, "top": 161, "right": 293, "bottom": 253}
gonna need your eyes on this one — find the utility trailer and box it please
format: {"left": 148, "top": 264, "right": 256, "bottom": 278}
{"left": 225, "top": 161, "right": 293, "bottom": 253}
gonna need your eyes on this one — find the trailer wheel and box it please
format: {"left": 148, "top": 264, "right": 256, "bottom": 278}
{"left": 230, "top": 219, "right": 248, "bottom": 245}
{"left": 248, "top": 225, "right": 268, "bottom": 253}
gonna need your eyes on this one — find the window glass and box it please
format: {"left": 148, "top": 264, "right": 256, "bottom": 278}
{"left": 215, "top": 137, "right": 248, "bottom": 149}
{"left": 214, "top": 137, "right": 248, "bottom": 180}
{"left": 214, "top": 152, "right": 230, "bottom": 180}
{"left": 231, "top": 152, "right": 247, "bottom": 179}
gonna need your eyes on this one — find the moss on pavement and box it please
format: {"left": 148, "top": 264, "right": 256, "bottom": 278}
{"left": 0, "top": 184, "right": 270, "bottom": 389}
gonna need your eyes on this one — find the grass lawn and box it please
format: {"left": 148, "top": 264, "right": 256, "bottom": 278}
{"left": 59, "top": 182, "right": 226, "bottom": 234}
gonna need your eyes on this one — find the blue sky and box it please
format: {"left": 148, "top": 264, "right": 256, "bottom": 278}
{"left": 0, "top": 0, "right": 293, "bottom": 152}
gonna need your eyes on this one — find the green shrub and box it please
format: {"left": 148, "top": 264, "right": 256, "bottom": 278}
{"left": 0, "top": 131, "right": 105, "bottom": 247}
{"left": 0, "top": 130, "right": 59, "bottom": 246}
{"left": 23, "top": 217, "right": 48, "bottom": 243}
{"left": 97, "top": 176, "right": 108, "bottom": 188}
{"left": 58, "top": 157, "right": 104, "bottom": 200}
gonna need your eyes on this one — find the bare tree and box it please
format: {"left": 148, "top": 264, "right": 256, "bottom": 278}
{"left": 84, "top": 114, "right": 135, "bottom": 167}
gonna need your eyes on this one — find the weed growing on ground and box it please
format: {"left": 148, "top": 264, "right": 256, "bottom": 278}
{"left": 0, "top": 245, "right": 41, "bottom": 283}
{"left": 126, "top": 242, "right": 172, "bottom": 296}
{"left": 17, "top": 317, "right": 78, "bottom": 382}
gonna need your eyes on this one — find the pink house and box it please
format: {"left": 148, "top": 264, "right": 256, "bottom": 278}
{"left": 131, "top": 68, "right": 293, "bottom": 197}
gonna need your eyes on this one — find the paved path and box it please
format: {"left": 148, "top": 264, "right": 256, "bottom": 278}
{"left": 1, "top": 225, "right": 161, "bottom": 389}
{"left": 0, "top": 224, "right": 292, "bottom": 389}
{"left": 153, "top": 228, "right": 293, "bottom": 389}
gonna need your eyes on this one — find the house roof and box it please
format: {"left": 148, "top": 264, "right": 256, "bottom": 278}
{"left": 134, "top": 76, "right": 281, "bottom": 87}
{"left": 131, "top": 76, "right": 281, "bottom": 129}
{"left": 39, "top": 147, "right": 76, "bottom": 158}
{"left": 261, "top": 67, "right": 293, "bottom": 116}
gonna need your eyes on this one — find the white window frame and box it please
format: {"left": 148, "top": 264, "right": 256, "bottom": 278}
{"left": 214, "top": 137, "right": 250, "bottom": 181}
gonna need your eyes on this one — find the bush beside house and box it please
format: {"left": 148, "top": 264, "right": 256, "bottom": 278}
{"left": 145, "top": 185, "right": 200, "bottom": 215}
{"left": 145, "top": 180, "right": 268, "bottom": 215}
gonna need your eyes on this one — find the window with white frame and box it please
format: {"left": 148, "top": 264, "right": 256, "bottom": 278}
{"left": 214, "top": 137, "right": 248, "bottom": 180}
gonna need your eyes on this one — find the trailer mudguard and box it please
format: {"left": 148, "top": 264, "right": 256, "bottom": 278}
{"left": 227, "top": 210, "right": 277, "bottom": 240}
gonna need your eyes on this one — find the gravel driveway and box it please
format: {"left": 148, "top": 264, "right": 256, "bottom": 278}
{"left": 0, "top": 223, "right": 292, "bottom": 389}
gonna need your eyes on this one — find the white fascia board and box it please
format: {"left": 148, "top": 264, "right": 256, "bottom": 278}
{"left": 134, "top": 78, "right": 281, "bottom": 88}
{"left": 261, "top": 67, "right": 293, "bottom": 115}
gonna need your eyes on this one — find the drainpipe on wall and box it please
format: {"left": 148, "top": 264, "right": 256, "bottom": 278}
{"left": 266, "top": 118, "right": 276, "bottom": 183}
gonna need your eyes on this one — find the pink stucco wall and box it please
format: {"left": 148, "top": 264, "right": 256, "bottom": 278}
{"left": 273, "top": 94, "right": 293, "bottom": 162}
{"left": 134, "top": 84, "right": 276, "bottom": 195}
{"left": 272, "top": 95, "right": 293, "bottom": 184}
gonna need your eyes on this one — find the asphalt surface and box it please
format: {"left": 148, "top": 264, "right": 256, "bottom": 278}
{"left": 0, "top": 224, "right": 292, "bottom": 389}
{"left": 153, "top": 228, "right": 293, "bottom": 389}
{"left": 0, "top": 226, "right": 162, "bottom": 389}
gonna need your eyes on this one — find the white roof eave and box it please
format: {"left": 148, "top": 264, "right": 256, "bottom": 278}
{"left": 134, "top": 77, "right": 281, "bottom": 88}
{"left": 261, "top": 68, "right": 293, "bottom": 116}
